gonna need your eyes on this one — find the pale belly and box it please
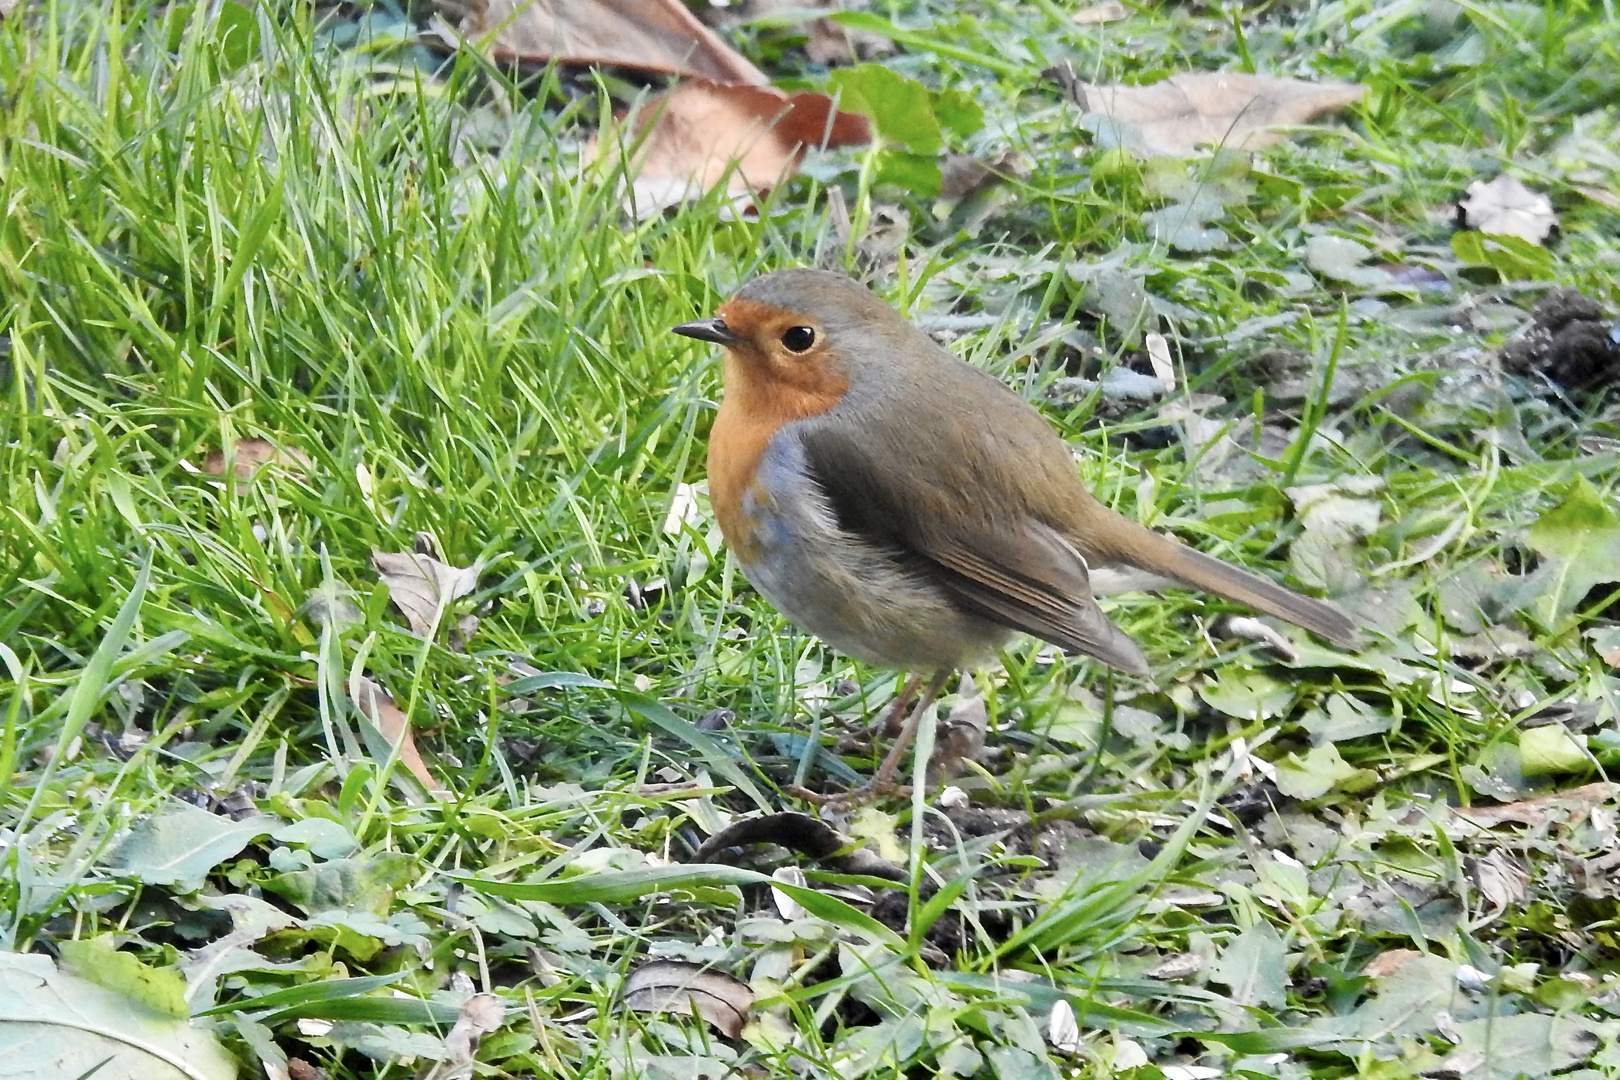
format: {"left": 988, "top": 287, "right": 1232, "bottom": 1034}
{"left": 731, "top": 434, "right": 1010, "bottom": 672}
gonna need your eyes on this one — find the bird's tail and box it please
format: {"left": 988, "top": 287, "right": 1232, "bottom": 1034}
{"left": 1102, "top": 520, "right": 1361, "bottom": 648}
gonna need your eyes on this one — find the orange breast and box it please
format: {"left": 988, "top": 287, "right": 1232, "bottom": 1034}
{"left": 707, "top": 346, "right": 847, "bottom": 565}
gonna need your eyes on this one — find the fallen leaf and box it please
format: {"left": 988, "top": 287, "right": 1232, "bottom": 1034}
{"left": 1451, "top": 782, "right": 1616, "bottom": 828}
{"left": 1144, "top": 332, "right": 1176, "bottom": 391}
{"left": 929, "top": 677, "right": 988, "bottom": 782}
{"left": 1447, "top": 1013, "right": 1603, "bottom": 1080}
{"left": 349, "top": 674, "right": 447, "bottom": 797}
{"left": 0, "top": 953, "right": 237, "bottom": 1080}
{"left": 595, "top": 79, "right": 870, "bottom": 216}
{"left": 1565, "top": 850, "right": 1620, "bottom": 900}
{"left": 938, "top": 151, "right": 1025, "bottom": 200}
{"left": 450, "top": 0, "right": 766, "bottom": 84}
{"left": 1519, "top": 723, "right": 1589, "bottom": 777}
{"left": 1287, "top": 476, "right": 1385, "bottom": 545}
{"left": 202, "top": 438, "right": 311, "bottom": 480}
{"left": 1364, "top": 948, "right": 1423, "bottom": 978}
{"left": 1523, "top": 477, "right": 1620, "bottom": 620}
{"left": 771, "top": 866, "right": 807, "bottom": 920}
{"left": 57, "top": 936, "right": 188, "bottom": 1019}
{"left": 1144, "top": 952, "right": 1204, "bottom": 980}
{"left": 1198, "top": 669, "right": 1294, "bottom": 721}
{"left": 1273, "top": 742, "right": 1377, "bottom": 800}
{"left": 622, "top": 960, "right": 753, "bottom": 1038}
{"left": 1458, "top": 175, "right": 1557, "bottom": 245}
{"left": 372, "top": 547, "right": 480, "bottom": 639}
{"left": 1066, "top": 70, "right": 1366, "bottom": 157}
{"left": 429, "top": 993, "right": 504, "bottom": 1080}
{"left": 1209, "top": 921, "right": 1286, "bottom": 1008}
{"left": 1220, "top": 616, "right": 1298, "bottom": 661}
{"left": 1588, "top": 627, "right": 1620, "bottom": 668}
{"left": 302, "top": 580, "right": 363, "bottom": 633}
{"left": 1143, "top": 196, "right": 1231, "bottom": 252}
{"left": 1048, "top": 999, "right": 1082, "bottom": 1053}
{"left": 1304, "top": 234, "right": 1396, "bottom": 289}
{"left": 1112, "top": 1038, "right": 1151, "bottom": 1070}
{"left": 1073, "top": 1, "right": 1129, "bottom": 23}
{"left": 1471, "top": 850, "right": 1529, "bottom": 912}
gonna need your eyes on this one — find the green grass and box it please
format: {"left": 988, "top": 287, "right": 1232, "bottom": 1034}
{"left": 2, "top": 0, "right": 1618, "bottom": 1077}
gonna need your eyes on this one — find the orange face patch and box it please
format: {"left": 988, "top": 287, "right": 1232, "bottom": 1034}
{"left": 705, "top": 297, "right": 849, "bottom": 561}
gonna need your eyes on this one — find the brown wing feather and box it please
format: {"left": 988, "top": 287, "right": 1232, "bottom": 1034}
{"left": 927, "top": 533, "right": 1150, "bottom": 674}
{"left": 797, "top": 422, "right": 1151, "bottom": 675}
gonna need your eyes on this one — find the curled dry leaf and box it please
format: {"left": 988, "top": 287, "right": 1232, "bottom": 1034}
{"left": 1458, "top": 175, "right": 1557, "bottom": 245}
{"left": 451, "top": 0, "right": 766, "bottom": 84}
{"left": 202, "top": 438, "right": 311, "bottom": 480}
{"left": 1221, "top": 616, "right": 1299, "bottom": 662}
{"left": 427, "top": 993, "right": 505, "bottom": 1080}
{"left": 1048, "top": 998, "right": 1082, "bottom": 1053}
{"left": 594, "top": 79, "right": 871, "bottom": 216}
{"left": 622, "top": 960, "right": 753, "bottom": 1039}
{"left": 1144, "top": 952, "right": 1204, "bottom": 980}
{"left": 349, "top": 674, "right": 448, "bottom": 797}
{"left": 1471, "top": 850, "right": 1529, "bottom": 912}
{"left": 1060, "top": 69, "right": 1366, "bottom": 158}
{"left": 771, "top": 866, "right": 808, "bottom": 920}
{"left": 938, "top": 151, "right": 1027, "bottom": 201}
{"left": 1452, "top": 782, "right": 1616, "bottom": 829}
{"left": 929, "top": 678, "right": 988, "bottom": 783}
{"left": 372, "top": 550, "right": 480, "bottom": 639}
{"left": 1112, "top": 1038, "right": 1151, "bottom": 1071}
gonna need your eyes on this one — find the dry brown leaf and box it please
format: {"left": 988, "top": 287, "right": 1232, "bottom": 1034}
{"left": 1363, "top": 948, "right": 1423, "bottom": 978}
{"left": 929, "top": 679, "right": 988, "bottom": 782}
{"left": 1144, "top": 953, "right": 1204, "bottom": 980}
{"left": 597, "top": 79, "right": 870, "bottom": 215}
{"left": 1452, "top": 782, "right": 1616, "bottom": 829}
{"left": 349, "top": 674, "right": 447, "bottom": 797}
{"left": 1565, "top": 850, "right": 1620, "bottom": 900}
{"left": 202, "top": 439, "right": 311, "bottom": 480}
{"left": 426, "top": 993, "right": 504, "bottom": 1080}
{"left": 453, "top": 0, "right": 766, "bottom": 84}
{"left": 1072, "top": 71, "right": 1366, "bottom": 157}
{"left": 372, "top": 549, "right": 480, "bottom": 639}
{"left": 1458, "top": 174, "right": 1557, "bottom": 245}
{"left": 938, "top": 151, "right": 1026, "bottom": 200}
{"left": 622, "top": 960, "right": 753, "bottom": 1038}
{"left": 1471, "top": 850, "right": 1529, "bottom": 912}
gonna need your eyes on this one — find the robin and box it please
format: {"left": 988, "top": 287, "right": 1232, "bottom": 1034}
{"left": 673, "top": 268, "right": 1358, "bottom": 793}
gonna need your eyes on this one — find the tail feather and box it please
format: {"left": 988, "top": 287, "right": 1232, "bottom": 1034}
{"left": 1105, "top": 523, "right": 1361, "bottom": 648}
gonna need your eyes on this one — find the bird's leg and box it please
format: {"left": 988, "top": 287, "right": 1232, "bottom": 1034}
{"left": 871, "top": 669, "right": 952, "bottom": 793}
{"left": 877, "top": 672, "right": 925, "bottom": 738}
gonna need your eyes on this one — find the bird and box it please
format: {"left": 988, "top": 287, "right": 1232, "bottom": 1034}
{"left": 673, "top": 268, "right": 1359, "bottom": 794}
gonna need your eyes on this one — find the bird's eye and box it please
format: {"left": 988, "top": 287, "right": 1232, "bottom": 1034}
{"left": 780, "top": 326, "right": 816, "bottom": 353}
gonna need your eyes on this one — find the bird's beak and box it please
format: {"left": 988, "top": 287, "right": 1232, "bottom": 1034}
{"left": 671, "top": 317, "right": 739, "bottom": 346}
